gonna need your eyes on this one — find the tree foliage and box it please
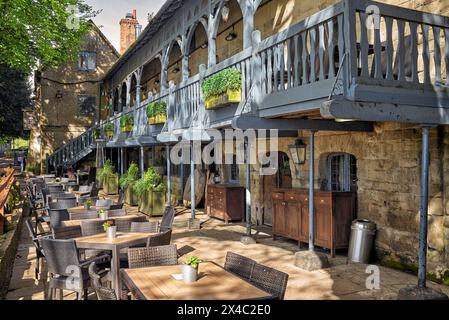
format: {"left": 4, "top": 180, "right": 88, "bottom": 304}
{"left": 0, "top": 64, "right": 31, "bottom": 138}
{"left": 0, "top": 0, "right": 99, "bottom": 74}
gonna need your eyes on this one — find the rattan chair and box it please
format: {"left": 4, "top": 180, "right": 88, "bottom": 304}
{"left": 128, "top": 244, "right": 178, "bottom": 269}
{"left": 224, "top": 252, "right": 256, "bottom": 281}
{"left": 81, "top": 219, "right": 110, "bottom": 236}
{"left": 47, "top": 208, "right": 70, "bottom": 228}
{"left": 69, "top": 211, "right": 98, "bottom": 221}
{"left": 51, "top": 197, "right": 77, "bottom": 210}
{"left": 115, "top": 215, "right": 147, "bottom": 232}
{"left": 107, "top": 208, "right": 126, "bottom": 217}
{"left": 96, "top": 199, "right": 113, "bottom": 209}
{"left": 159, "top": 206, "right": 175, "bottom": 232}
{"left": 24, "top": 218, "right": 52, "bottom": 280}
{"left": 146, "top": 229, "right": 172, "bottom": 247}
{"left": 88, "top": 262, "right": 117, "bottom": 300}
{"left": 52, "top": 225, "right": 82, "bottom": 239}
{"left": 41, "top": 238, "right": 110, "bottom": 300}
{"left": 249, "top": 263, "right": 289, "bottom": 300}
{"left": 130, "top": 221, "right": 158, "bottom": 233}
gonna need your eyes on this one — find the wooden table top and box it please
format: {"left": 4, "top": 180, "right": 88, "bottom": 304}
{"left": 62, "top": 214, "right": 141, "bottom": 227}
{"left": 121, "top": 262, "right": 272, "bottom": 300}
{"left": 74, "top": 232, "right": 154, "bottom": 250}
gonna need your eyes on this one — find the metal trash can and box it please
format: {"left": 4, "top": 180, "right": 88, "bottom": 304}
{"left": 348, "top": 219, "right": 377, "bottom": 263}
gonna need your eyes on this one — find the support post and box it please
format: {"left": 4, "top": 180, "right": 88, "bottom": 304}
{"left": 120, "top": 148, "right": 124, "bottom": 175}
{"left": 140, "top": 146, "right": 144, "bottom": 179}
{"left": 166, "top": 145, "right": 171, "bottom": 206}
{"left": 190, "top": 140, "right": 195, "bottom": 220}
{"left": 309, "top": 130, "right": 316, "bottom": 251}
{"left": 418, "top": 126, "right": 430, "bottom": 288}
{"left": 245, "top": 139, "right": 251, "bottom": 236}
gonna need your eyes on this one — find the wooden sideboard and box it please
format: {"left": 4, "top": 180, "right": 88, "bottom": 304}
{"left": 272, "top": 188, "right": 356, "bottom": 256}
{"left": 206, "top": 184, "right": 245, "bottom": 223}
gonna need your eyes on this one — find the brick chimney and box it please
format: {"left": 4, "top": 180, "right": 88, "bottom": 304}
{"left": 120, "top": 9, "right": 139, "bottom": 54}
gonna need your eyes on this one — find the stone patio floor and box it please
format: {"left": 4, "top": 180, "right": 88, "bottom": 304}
{"left": 5, "top": 195, "right": 449, "bottom": 300}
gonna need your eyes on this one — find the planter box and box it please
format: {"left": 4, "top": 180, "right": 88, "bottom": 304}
{"left": 125, "top": 184, "right": 139, "bottom": 206}
{"left": 147, "top": 114, "right": 166, "bottom": 125}
{"left": 138, "top": 190, "right": 166, "bottom": 217}
{"left": 105, "top": 130, "right": 114, "bottom": 138}
{"left": 121, "top": 125, "right": 133, "bottom": 133}
{"left": 96, "top": 172, "right": 104, "bottom": 189}
{"left": 205, "top": 89, "right": 241, "bottom": 110}
{"left": 103, "top": 174, "right": 118, "bottom": 195}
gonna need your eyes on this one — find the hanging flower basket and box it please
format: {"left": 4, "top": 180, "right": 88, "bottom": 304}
{"left": 202, "top": 67, "right": 242, "bottom": 110}
{"left": 146, "top": 101, "right": 167, "bottom": 125}
{"left": 120, "top": 114, "right": 134, "bottom": 133}
{"left": 104, "top": 123, "right": 114, "bottom": 138}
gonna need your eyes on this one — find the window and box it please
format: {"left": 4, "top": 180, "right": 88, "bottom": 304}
{"left": 78, "top": 51, "right": 96, "bottom": 71}
{"left": 327, "top": 153, "right": 357, "bottom": 192}
{"left": 228, "top": 155, "right": 240, "bottom": 184}
{"left": 77, "top": 96, "right": 96, "bottom": 116}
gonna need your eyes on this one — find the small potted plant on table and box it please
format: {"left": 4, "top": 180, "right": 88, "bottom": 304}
{"left": 84, "top": 200, "right": 93, "bottom": 210}
{"left": 182, "top": 256, "right": 202, "bottom": 283}
{"left": 97, "top": 209, "right": 108, "bottom": 220}
{"left": 102, "top": 220, "right": 116, "bottom": 239}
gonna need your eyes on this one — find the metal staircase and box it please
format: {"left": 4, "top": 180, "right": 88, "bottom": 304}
{"left": 46, "top": 127, "right": 96, "bottom": 173}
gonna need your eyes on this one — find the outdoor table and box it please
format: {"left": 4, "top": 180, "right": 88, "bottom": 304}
{"left": 72, "top": 190, "right": 91, "bottom": 198}
{"left": 74, "top": 232, "right": 155, "bottom": 298}
{"left": 62, "top": 214, "right": 141, "bottom": 226}
{"left": 121, "top": 261, "right": 273, "bottom": 300}
{"left": 68, "top": 206, "right": 99, "bottom": 215}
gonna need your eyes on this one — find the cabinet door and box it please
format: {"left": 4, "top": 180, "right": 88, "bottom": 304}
{"left": 315, "top": 198, "right": 332, "bottom": 247}
{"left": 299, "top": 204, "right": 309, "bottom": 242}
{"left": 272, "top": 199, "right": 285, "bottom": 236}
{"left": 285, "top": 201, "right": 300, "bottom": 240}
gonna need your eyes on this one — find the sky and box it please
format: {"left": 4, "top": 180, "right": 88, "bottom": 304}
{"left": 84, "top": 0, "right": 165, "bottom": 51}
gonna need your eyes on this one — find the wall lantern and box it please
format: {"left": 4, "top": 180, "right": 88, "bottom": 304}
{"left": 288, "top": 139, "right": 307, "bottom": 165}
{"left": 221, "top": 5, "right": 230, "bottom": 22}
{"left": 55, "top": 90, "right": 63, "bottom": 99}
{"left": 172, "top": 63, "right": 180, "bottom": 74}
{"left": 201, "top": 41, "right": 208, "bottom": 49}
{"left": 225, "top": 25, "right": 237, "bottom": 41}
{"left": 155, "top": 79, "right": 160, "bottom": 85}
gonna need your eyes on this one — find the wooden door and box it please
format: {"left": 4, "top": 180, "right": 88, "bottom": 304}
{"left": 263, "top": 152, "right": 292, "bottom": 226}
{"left": 285, "top": 200, "right": 300, "bottom": 240}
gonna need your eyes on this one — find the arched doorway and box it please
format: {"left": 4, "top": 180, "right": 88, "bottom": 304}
{"left": 120, "top": 83, "right": 127, "bottom": 110}
{"left": 130, "top": 73, "right": 137, "bottom": 108}
{"left": 141, "top": 58, "right": 161, "bottom": 100}
{"left": 187, "top": 21, "right": 208, "bottom": 76}
{"left": 167, "top": 41, "right": 183, "bottom": 86}
{"left": 215, "top": 0, "right": 243, "bottom": 63}
{"left": 113, "top": 88, "right": 119, "bottom": 112}
{"left": 262, "top": 151, "right": 292, "bottom": 225}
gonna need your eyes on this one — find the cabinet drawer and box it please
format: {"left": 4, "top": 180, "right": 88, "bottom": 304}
{"left": 285, "top": 192, "right": 301, "bottom": 202}
{"left": 272, "top": 192, "right": 284, "bottom": 200}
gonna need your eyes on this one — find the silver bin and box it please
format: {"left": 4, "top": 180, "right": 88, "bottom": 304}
{"left": 348, "top": 219, "right": 377, "bottom": 263}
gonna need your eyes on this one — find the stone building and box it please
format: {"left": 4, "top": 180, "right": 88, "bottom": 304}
{"left": 48, "top": 0, "right": 449, "bottom": 286}
{"left": 28, "top": 21, "right": 119, "bottom": 172}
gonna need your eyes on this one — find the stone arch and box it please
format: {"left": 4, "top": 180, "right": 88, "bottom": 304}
{"left": 130, "top": 73, "right": 138, "bottom": 108}
{"left": 141, "top": 57, "right": 162, "bottom": 99}
{"left": 113, "top": 88, "right": 119, "bottom": 112}
{"left": 166, "top": 39, "right": 183, "bottom": 86}
{"left": 120, "top": 82, "right": 127, "bottom": 110}
{"left": 185, "top": 19, "right": 209, "bottom": 76}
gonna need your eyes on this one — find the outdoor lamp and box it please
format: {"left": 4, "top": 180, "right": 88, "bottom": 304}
{"left": 225, "top": 25, "right": 237, "bottom": 41}
{"left": 55, "top": 90, "right": 63, "bottom": 99}
{"left": 288, "top": 139, "right": 307, "bottom": 164}
{"left": 221, "top": 5, "right": 230, "bottom": 22}
{"left": 201, "top": 41, "right": 208, "bottom": 49}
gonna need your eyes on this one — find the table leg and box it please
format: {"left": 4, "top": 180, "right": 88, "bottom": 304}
{"left": 111, "top": 247, "right": 121, "bottom": 299}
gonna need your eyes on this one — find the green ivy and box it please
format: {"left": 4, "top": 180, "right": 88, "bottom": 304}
{"left": 133, "top": 167, "right": 166, "bottom": 197}
{"left": 119, "top": 162, "right": 140, "bottom": 190}
{"left": 146, "top": 101, "right": 167, "bottom": 118}
{"left": 98, "top": 159, "right": 115, "bottom": 180}
{"left": 120, "top": 114, "right": 134, "bottom": 128}
{"left": 202, "top": 67, "right": 241, "bottom": 100}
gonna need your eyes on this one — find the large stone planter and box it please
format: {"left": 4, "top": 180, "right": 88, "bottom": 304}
{"left": 138, "top": 189, "right": 166, "bottom": 216}
{"left": 125, "top": 184, "right": 139, "bottom": 206}
{"left": 103, "top": 174, "right": 118, "bottom": 195}
{"left": 96, "top": 172, "right": 104, "bottom": 189}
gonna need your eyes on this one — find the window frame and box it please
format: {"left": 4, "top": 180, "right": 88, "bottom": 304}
{"left": 78, "top": 51, "right": 97, "bottom": 71}
{"left": 327, "top": 153, "right": 357, "bottom": 192}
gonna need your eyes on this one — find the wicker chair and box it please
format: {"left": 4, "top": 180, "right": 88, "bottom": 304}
{"left": 47, "top": 208, "right": 70, "bottom": 228}
{"left": 24, "top": 218, "right": 52, "bottom": 280}
{"left": 159, "top": 206, "right": 175, "bottom": 232}
{"left": 81, "top": 219, "right": 110, "bottom": 236}
{"left": 69, "top": 211, "right": 98, "bottom": 221}
{"left": 115, "top": 215, "right": 147, "bottom": 232}
{"left": 52, "top": 225, "right": 82, "bottom": 239}
{"left": 52, "top": 197, "right": 77, "bottom": 210}
{"left": 128, "top": 244, "right": 178, "bottom": 269}
{"left": 224, "top": 252, "right": 256, "bottom": 281}
{"left": 41, "top": 238, "right": 110, "bottom": 300}
{"left": 130, "top": 221, "right": 158, "bottom": 233}
{"left": 96, "top": 199, "right": 113, "bottom": 209}
{"left": 88, "top": 262, "right": 117, "bottom": 300}
{"left": 146, "top": 229, "right": 172, "bottom": 247}
{"left": 249, "top": 263, "right": 289, "bottom": 300}
{"left": 107, "top": 208, "right": 126, "bottom": 217}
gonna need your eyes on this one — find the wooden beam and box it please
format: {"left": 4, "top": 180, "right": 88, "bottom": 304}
{"left": 231, "top": 115, "right": 373, "bottom": 132}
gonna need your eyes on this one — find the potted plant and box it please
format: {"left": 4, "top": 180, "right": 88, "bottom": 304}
{"left": 182, "top": 256, "right": 202, "bottom": 283}
{"left": 119, "top": 162, "right": 140, "bottom": 206}
{"left": 202, "top": 67, "right": 241, "bottom": 110}
{"left": 84, "top": 200, "right": 93, "bottom": 210}
{"left": 104, "top": 123, "right": 114, "bottom": 138}
{"left": 98, "top": 209, "right": 108, "bottom": 220}
{"left": 153, "top": 157, "right": 166, "bottom": 176}
{"left": 98, "top": 159, "right": 118, "bottom": 195}
{"left": 92, "top": 127, "right": 101, "bottom": 140}
{"left": 102, "top": 220, "right": 116, "bottom": 239}
{"left": 120, "top": 114, "right": 134, "bottom": 133}
{"left": 146, "top": 100, "right": 167, "bottom": 125}
{"left": 134, "top": 167, "right": 166, "bottom": 216}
